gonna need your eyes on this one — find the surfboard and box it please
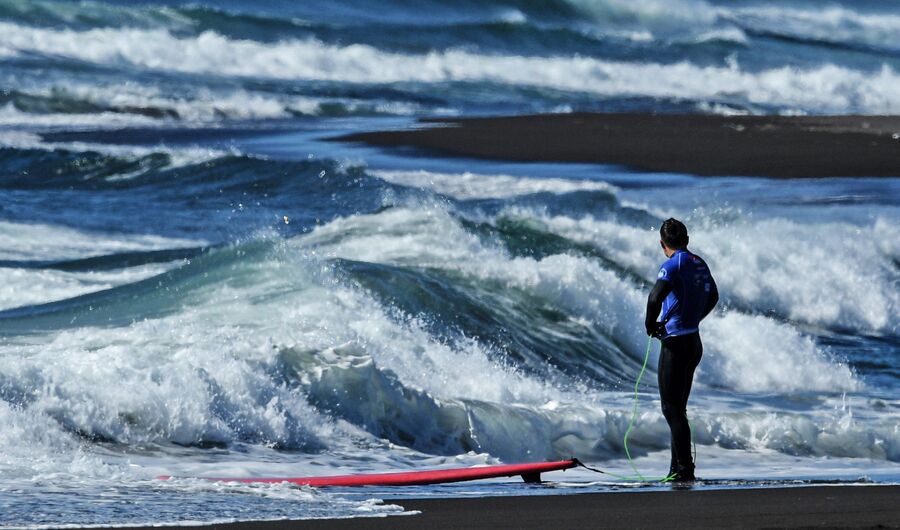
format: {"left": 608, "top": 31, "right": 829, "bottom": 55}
{"left": 159, "top": 459, "right": 577, "bottom": 487}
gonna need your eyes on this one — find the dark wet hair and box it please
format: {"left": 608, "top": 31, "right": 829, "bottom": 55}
{"left": 660, "top": 218, "right": 689, "bottom": 249}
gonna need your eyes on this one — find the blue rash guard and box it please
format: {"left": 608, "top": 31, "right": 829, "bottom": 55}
{"left": 644, "top": 245, "right": 719, "bottom": 481}
{"left": 654, "top": 249, "right": 717, "bottom": 337}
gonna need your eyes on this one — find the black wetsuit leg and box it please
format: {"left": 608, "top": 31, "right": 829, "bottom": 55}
{"left": 657, "top": 332, "right": 702, "bottom": 477}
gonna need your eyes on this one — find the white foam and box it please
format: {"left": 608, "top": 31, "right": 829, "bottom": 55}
{"left": 535, "top": 213, "right": 900, "bottom": 334}
{"left": 0, "top": 305, "right": 332, "bottom": 448}
{"left": 294, "top": 207, "right": 896, "bottom": 463}
{"left": 0, "top": 217, "right": 564, "bottom": 462}
{"left": 0, "top": 221, "right": 204, "bottom": 261}
{"left": 701, "top": 312, "right": 857, "bottom": 393}
{"left": 0, "top": 263, "right": 174, "bottom": 311}
{"left": 302, "top": 207, "right": 860, "bottom": 394}
{"left": 566, "top": 0, "right": 716, "bottom": 27}
{"left": 3, "top": 22, "right": 900, "bottom": 113}
{"left": 687, "top": 26, "right": 748, "bottom": 45}
{"left": 0, "top": 400, "right": 110, "bottom": 479}
{"left": 369, "top": 169, "right": 617, "bottom": 200}
{"left": 0, "top": 231, "right": 551, "bottom": 454}
{"left": 0, "top": 82, "right": 420, "bottom": 131}
{"left": 0, "top": 129, "right": 232, "bottom": 171}
{"left": 700, "top": 394, "right": 900, "bottom": 461}
{"left": 0, "top": 209, "right": 892, "bottom": 494}
{"left": 730, "top": 5, "right": 900, "bottom": 51}
{"left": 498, "top": 8, "right": 528, "bottom": 25}
{"left": 0, "top": 102, "right": 160, "bottom": 128}
{"left": 571, "top": 0, "right": 900, "bottom": 51}
{"left": 0, "top": 403, "right": 399, "bottom": 525}
{"left": 35, "top": 84, "right": 306, "bottom": 122}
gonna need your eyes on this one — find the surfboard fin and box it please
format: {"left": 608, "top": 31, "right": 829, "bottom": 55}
{"left": 521, "top": 472, "right": 542, "bottom": 484}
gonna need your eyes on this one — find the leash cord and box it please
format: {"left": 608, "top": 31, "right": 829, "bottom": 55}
{"left": 575, "top": 336, "right": 697, "bottom": 483}
{"left": 622, "top": 336, "right": 675, "bottom": 482}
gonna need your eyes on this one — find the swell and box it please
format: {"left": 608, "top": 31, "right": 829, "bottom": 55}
{"left": 734, "top": 22, "right": 900, "bottom": 57}
{"left": 0, "top": 86, "right": 428, "bottom": 123}
{"left": 0, "top": 146, "right": 391, "bottom": 198}
{"left": 0, "top": 147, "right": 414, "bottom": 241}
{"left": 0, "top": 146, "right": 173, "bottom": 189}
{"left": 333, "top": 258, "right": 637, "bottom": 387}
{"left": 0, "top": 88, "right": 183, "bottom": 120}
{"left": 4, "top": 21, "right": 897, "bottom": 114}
{"left": 3, "top": 0, "right": 892, "bottom": 60}
{"left": 0, "top": 0, "right": 596, "bottom": 55}
{"left": 0, "top": 241, "right": 269, "bottom": 333}
{"left": 0, "top": 204, "right": 890, "bottom": 464}
{"left": 2, "top": 0, "right": 899, "bottom": 125}
{"left": 0, "top": 246, "right": 207, "bottom": 271}
{"left": 281, "top": 334, "right": 898, "bottom": 463}
{"left": 4, "top": 150, "right": 890, "bottom": 351}
{"left": 458, "top": 216, "right": 650, "bottom": 287}
{"left": 465, "top": 212, "right": 887, "bottom": 339}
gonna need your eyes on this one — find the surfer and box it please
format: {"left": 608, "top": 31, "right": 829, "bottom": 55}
{"left": 645, "top": 218, "right": 718, "bottom": 482}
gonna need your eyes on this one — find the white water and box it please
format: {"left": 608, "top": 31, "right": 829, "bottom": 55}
{"left": 2, "top": 204, "right": 892, "bottom": 467}
{"left": 304, "top": 205, "right": 861, "bottom": 392}
{"left": 4, "top": 22, "right": 900, "bottom": 113}
{"left": 533, "top": 213, "right": 900, "bottom": 333}
{"left": 370, "top": 169, "right": 618, "bottom": 200}
{"left": 728, "top": 5, "right": 900, "bottom": 51}
{"left": 0, "top": 220, "right": 203, "bottom": 261}
{"left": 1, "top": 174, "right": 898, "bottom": 526}
{"left": 2, "top": 0, "right": 898, "bottom": 526}
{"left": 0, "top": 221, "right": 204, "bottom": 310}
{"left": 0, "top": 84, "right": 422, "bottom": 130}
{"left": 0, "top": 263, "right": 174, "bottom": 311}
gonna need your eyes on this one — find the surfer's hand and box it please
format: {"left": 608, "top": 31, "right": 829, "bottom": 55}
{"left": 646, "top": 322, "right": 666, "bottom": 338}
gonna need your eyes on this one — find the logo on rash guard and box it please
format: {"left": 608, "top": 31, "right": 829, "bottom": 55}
{"left": 658, "top": 268, "right": 668, "bottom": 279}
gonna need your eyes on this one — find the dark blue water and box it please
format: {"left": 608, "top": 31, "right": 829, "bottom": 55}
{"left": 0, "top": 0, "right": 898, "bottom": 527}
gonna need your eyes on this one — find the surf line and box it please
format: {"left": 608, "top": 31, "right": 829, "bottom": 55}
{"left": 158, "top": 339, "right": 684, "bottom": 487}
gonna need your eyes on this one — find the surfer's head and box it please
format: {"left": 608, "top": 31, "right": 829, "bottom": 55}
{"left": 660, "top": 218, "right": 688, "bottom": 256}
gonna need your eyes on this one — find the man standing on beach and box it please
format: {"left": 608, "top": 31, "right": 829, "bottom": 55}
{"left": 645, "top": 218, "right": 718, "bottom": 481}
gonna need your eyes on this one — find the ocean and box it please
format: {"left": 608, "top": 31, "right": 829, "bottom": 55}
{"left": 0, "top": 0, "right": 898, "bottom": 526}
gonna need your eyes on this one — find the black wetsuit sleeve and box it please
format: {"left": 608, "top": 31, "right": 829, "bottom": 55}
{"left": 645, "top": 279, "right": 672, "bottom": 335}
{"left": 701, "top": 275, "right": 719, "bottom": 320}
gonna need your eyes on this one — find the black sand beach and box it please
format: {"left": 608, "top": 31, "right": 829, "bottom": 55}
{"left": 334, "top": 113, "right": 900, "bottom": 178}
{"left": 123, "top": 485, "right": 899, "bottom": 529}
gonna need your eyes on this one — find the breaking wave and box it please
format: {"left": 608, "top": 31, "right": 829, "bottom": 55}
{"left": 3, "top": 20, "right": 900, "bottom": 115}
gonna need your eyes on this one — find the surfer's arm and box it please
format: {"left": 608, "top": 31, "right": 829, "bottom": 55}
{"left": 645, "top": 279, "right": 671, "bottom": 336}
{"left": 701, "top": 275, "right": 718, "bottom": 320}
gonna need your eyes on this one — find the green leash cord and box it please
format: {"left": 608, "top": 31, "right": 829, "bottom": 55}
{"left": 620, "top": 337, "right": 675, "bottom": 482}
{"left": 599, "top": 336, "right": 672, "bottom": 482}
{"left": 624, "top": 336, "right": 697, "bottom": 482}
{"left": 575, "top": 336, "right": 696, "bottom": 483}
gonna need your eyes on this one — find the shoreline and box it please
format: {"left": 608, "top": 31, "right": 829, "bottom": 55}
{"left": 114, "top": 484, "right": 900, "bottom": 529}
{"left": 332, "top": 113, "right": 900, "bottom": 178}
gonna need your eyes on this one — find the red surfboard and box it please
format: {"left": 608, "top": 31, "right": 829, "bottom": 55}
{"left": 159, "top": 459, "right": 577, "bottom": 487}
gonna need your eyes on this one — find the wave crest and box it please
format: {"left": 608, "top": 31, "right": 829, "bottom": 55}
{"left": 4, "top": 22, "right": 900, "bottom": 113}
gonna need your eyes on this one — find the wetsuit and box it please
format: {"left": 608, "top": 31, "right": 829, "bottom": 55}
{"left": 645, "top": 249, "right": 718, "bottom": 480}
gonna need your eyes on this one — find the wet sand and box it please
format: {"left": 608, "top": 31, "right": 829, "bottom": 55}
{"left": 333, "top": 113, "right": 900, "bottom": 178}
{"left": 117, "top": 485, "right": 899, "bottom": 529}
